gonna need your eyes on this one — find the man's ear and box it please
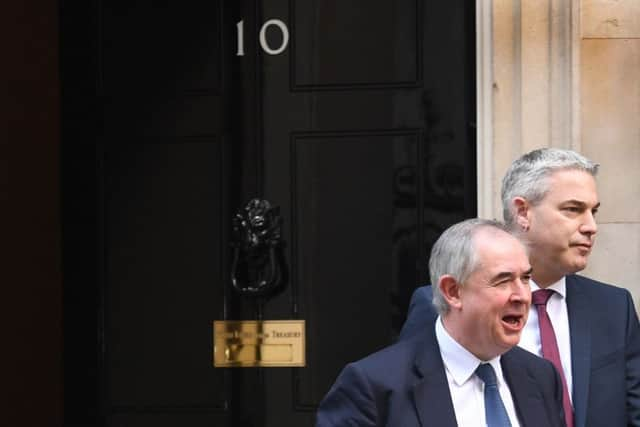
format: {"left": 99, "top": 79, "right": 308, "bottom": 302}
{"left": 513, "top": 197, "right": 531, "bottom": 231}
{"left": 438, "top": 275, "right": 462, "bottom": 310}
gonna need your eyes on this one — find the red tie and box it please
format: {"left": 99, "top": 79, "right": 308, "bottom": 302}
{"left": 532, "top": 289, "right": 574, "bottom": 427}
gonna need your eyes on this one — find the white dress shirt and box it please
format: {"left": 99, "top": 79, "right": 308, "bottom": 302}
{"left": 518, "top": 277, "right": 573, "bottom": 403}
{"left": 435, "top": 317, "right": 521, "bottom": 427}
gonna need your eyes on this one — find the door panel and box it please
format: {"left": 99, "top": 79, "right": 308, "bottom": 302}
{"left": 292, "top": 0, "right": 419, "bottom": 89}
{"left": 291, "top": 131, "right": 419, "bottom": 403}
{"left": 101, "top": 0, "right": 222, "bottom": 94}
{"left": 103, "top": 141, "right": 228, "bottom": 411}
{"left": 257, "top": 4, "right": 474, "bottom": 423}
{"left": 62, "top": 0, "right": 475, "bottom": 426}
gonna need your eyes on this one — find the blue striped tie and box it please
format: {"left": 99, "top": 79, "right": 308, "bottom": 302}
{"left": 476, "top": 363, "right": 512, "bottom": 427}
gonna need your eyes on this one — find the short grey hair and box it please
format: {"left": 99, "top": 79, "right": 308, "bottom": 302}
{"left": 501, "top": 148, "right": 599, "bottom": 225}
{"left": 430, "top": 218, "right": 512, "bottom": 315}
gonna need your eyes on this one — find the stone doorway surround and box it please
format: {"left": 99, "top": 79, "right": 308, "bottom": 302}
{"left": 476, "top": 0, "right": 640, "bottom": 303}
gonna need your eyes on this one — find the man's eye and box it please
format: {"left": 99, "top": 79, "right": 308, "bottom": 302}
{"left": 563, "top": 206, "right": 581, "bottom": 214}
{"left": 491, "top": 279, "right": 509, "bottom": 287}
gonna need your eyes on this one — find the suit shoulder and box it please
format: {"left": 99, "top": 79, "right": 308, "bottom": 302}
{"left": 569, "top": 274, "right": 632, "bottom": 299}
{"left": 354, "top": 335, "right": 425, "bottom": 372}
{"left": 410, "top": 285, "right": 433, "bottom": 302}
{"left": 339, "top": 334, "right": 438, "bottom": 391}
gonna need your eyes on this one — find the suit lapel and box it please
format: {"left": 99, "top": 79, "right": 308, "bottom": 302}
{"left": 566, "top": 275, "right": 591, "bottom": 427}
{"left": 411, "top": 331, "right": 458, "bottom": 426}
{"left": 501, "top": 351, "right": 551, "bottom": 427}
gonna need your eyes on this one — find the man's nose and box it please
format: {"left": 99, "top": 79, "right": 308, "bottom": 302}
{"left": 511, "top": 280, "right": 531, "bottom": 303}
{"left": 581, "top": 210, "right": 598, "bottom": 235}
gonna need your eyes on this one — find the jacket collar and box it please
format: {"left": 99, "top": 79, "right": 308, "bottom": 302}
{"left": 409, "top": 323, "right": 558, "bottom": 427}
{"left": 565, "top": 274, "right": 591, "bottom": 427}
{"left": 410, "top": 324, "right": 458, "bottom": 426}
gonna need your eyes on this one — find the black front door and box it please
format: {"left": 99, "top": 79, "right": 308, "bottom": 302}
{"left": 62, "top": 1, "right": 476, "bottom": 426}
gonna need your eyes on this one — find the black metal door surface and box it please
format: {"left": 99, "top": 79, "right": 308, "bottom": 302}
{"left": 62, "top": 1, "right": 476, "bottom": 426}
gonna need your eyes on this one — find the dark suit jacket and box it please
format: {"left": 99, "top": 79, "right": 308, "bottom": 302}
{"left": 316, "top": 323, "right": 565, "bottom": 427}
{"left": 399, "top": 275, "right": 640, "bottom": 427}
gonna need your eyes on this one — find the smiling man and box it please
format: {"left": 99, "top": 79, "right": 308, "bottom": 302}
{"left": 316, "top": 219, "right": 565, "bottom": 427}
{"left": 400, "top": 148, "right": 640, "bottom": 427}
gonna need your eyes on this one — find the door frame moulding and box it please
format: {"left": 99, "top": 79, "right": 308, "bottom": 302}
{"left": 475, "top": 0, "right": 578, "bottom": 220}
{"left": 476, "top": 0, "right": 494, "bottom": 220}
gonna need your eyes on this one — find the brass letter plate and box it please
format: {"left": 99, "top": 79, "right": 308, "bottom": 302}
{"left": 213, "top": 320, "right": 306, "bottom": 367}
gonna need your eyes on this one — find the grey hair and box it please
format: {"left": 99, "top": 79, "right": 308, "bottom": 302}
{"left": 430, "top": 218, "right": 511, "bottom": 315}
{"left": 501, "top": 148, "right": 599, "bottom": 225}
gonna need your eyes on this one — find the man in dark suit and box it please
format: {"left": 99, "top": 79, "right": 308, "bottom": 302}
{"left": 400, "top": 148, "right": 640, "bottom": 427}
{"left": 317, "top": 219, "right": 565, "bottom": 426}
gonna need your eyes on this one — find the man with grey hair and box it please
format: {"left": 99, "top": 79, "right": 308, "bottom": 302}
{"left": 317, "top": 219, "right": 565, "bottom": 427}
{"left": 400, "top": 148, "right": 640, "bottom": 427}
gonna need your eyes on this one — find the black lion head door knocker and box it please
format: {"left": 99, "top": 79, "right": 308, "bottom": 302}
{"left": 230, "top": 198, "right": 287, "bottom": 297}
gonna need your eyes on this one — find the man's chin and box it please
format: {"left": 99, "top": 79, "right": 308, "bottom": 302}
{"left": 497, "top": 335, "right": 521, "bottom": 353}
{"left": 561, "top": 255, "right": 590, "bottom": 275}
{"left": 570, "top": 259, "right": 589, "bottom": 273}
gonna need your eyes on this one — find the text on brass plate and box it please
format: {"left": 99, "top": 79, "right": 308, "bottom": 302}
{"left": 213, "top": 320, "right": 305, "bottom": 367}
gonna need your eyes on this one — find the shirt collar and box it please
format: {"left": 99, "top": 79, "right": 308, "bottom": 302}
{"left": 435, "top": 316, "right": 505, "bottom": 387}
{"left": 530, "top": 276, "right": 567, "bottom": 299}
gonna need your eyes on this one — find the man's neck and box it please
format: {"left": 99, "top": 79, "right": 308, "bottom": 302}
{"left": 441, "top": 315, "right": 499, "bottom": 361}
{"left": 531, "top": 263, "right": 564, "bottom": 289}
{"left": 533, "top": 277, "right": 556, "bottom": 288}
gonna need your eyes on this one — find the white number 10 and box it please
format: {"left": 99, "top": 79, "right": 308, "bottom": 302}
{"left": 236, "top": 19, "right": 290, "bottom": 56}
